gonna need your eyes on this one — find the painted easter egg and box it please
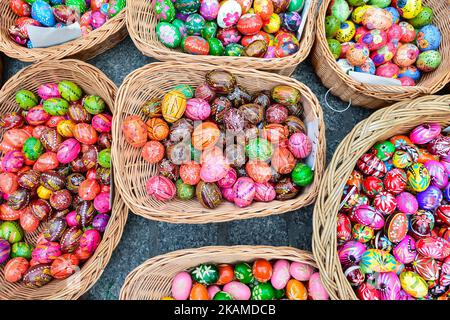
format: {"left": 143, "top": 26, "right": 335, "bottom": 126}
{"left": 416, "top": 50, "right": 441, "bottom": 73}
{"left": 192, "top": 121, "right": 220, "bottom": 150}
{"left": 413, "top": 254, "right": 439, "bottom": 281}
{"left": 199, "top": 0, "right": 219, "bottom": 20}
{"left": 370, "top": 43, "right": 397, "bottom": 66}
{"left": 251, "top": 282, "right": 275, "bottom": 300}
{"left": 234, "top": 262, "right": 254, "bottom": 284}
{"left": 4, "top": 257, "right": 29, "bottom": 283}
{"left": 172, "top": 271, "right": 192, "bottom": 300}
{"left": 282, "top": 12, "right": 301, "bottom": 32}
{"left": 23, "top": 137, "right": 44, "bottom": 161}
{"left": 31, "top": 0, "right": 55, "bottom": 27}
{"left": 43, "top": 98, "right": 69, "bottom": 116}
{"left": 410, "top": 210, "right": 434, "bottom": 237}
{"left": 82, "top": 95, "right": 106, "bottom": 115}
{"left": 392, "top": 235, "right": 416, "bottom": 264}
{"left": 274, "top": 32, "right": 299, "bottom": 57}
{"left": 42, "top": 218, "right": 67, "bottom": 242}
{"left": 253, "top": 182, "right": 276, "bottom": 202}
{"left": 196, "top": 181, "right": 222, "bottom": 208}
{"left": 56, "top": 138, "right": 80, "bottom": 164}
{"left": 156, "top": 22, "right": 182, "bottom": 48}
{"left": 16, "top": 89, "right": 38, "bottom": 110}
{"left": 23, "top": 264, "right": 53, "bottom": 288}
{"left": 329, "top": 0, "right": 351, "bottom": 22}
{"left": 351, "top": 5, "right": 371, "bottom": 24}
{"left": 175, "top": 0, "right": 200, "bottom": 14}
{"left": 0, "top": 239, "right": 11, "bottom": 264}
{"left": 393, "top": 0, "right": 422, "bottom": 19}
{"left": 201, "top": 21, "right": 218, "bottom": 39}
{"left": 122, "top": 115, "right": 147, "bottom": 148}
{"left": 75, "top": 200, "right": 96, "bottom": 228}
{"left": 291, "top": 163, "right": 313, "bottom": 187}
{"left": 360, "top": 249, "right": 399, "bottom": 274}
{"left": 399, "top": 271, "right": 427, "bottom": 298}
{"left": 191, "top": 264, "right": 219, "bottom": 285}
{"left": 416, "top": 24, "right": 441, "bottom": 52}
{"left": 2, "top": 150, "right": 25, "bottom": 173}
{"left": 354, "top": 205, "right": 385, "bottom": 230}
{"left": 358, "top": 29, "right": 387, "bottom": 51}
{"left": 73, "top": 123, "right": 97, "bottom": 145}
{"left": 275, "top": 177, "right": 299, "bottom": 200}
{"left": 223, "top": 281, "right": 251, "bottom": 300}
{"left": 232, "top": 177, "right": 255, "bottom": 208}
{"left": 50, "top": 253, "right": 79, "bottom": 279}
{"left": 175, "top": 179, "right": 195, "bottom": 200}
{"left": 285, "top": 279, "right": 307, "bottom": 300}
{"left": 407, "top": 6, "right": 433, "bottom": 28}
{"left": 57, "top": 80, "right": 82, "bottom": 102}
{"left": 346, "top": 43, "right": 370, "bottom": 66}
{"left": 376, "top": 62, "right": 400, "bottom": 78}
{"left": 263, "top": 13, "right": 281, "bottom": 34}
{"left": 416, "top": 236, "right": 450, "bottom": 260}
{"left": 237, "top": 13, "right": 263, "bottom": 35}
{"left": 32, "top": 242, "right": 62, "bottom": 264}
{"left": 162, "top": 90, "right": 187, "bottom": 123}
{"left": 217, "top": 0, "right": 242, "bottom": 28}
{"left": 155, "top": 0, "right": 176, "bottom": 22}
{"left": 309, "top": 272, "right": 329, "bottom": 300}
{"left": 362, "top": 7, "right": 393, "bottom": 30}
{"left": 406, "top": 162, "right": 430, "bottom": 192}
{"left": 352, "top": 224, "right": 374, "bottom": 243}
{"left": 393, "top": 43, "right": 419, "bottom": 68}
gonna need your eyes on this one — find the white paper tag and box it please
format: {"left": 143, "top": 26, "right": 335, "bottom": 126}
{"left": 305, "top": 117, "right": 319, "bottom": 171}
{"left": 444, "top": 126, "right": 450, "bottom": 133}
{"left": 349, "top": 71, "right": 402, "bottom": 86}
{"left": 296, "top": 0, "right": 311, "bottom": 41}
{"left": 28, "top": 22, "right": 82, "bottom": 48}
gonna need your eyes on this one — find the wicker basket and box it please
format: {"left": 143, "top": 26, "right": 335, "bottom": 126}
{"left": 126, "top": 0, "right": 318, "bottom": 76}
{"left": 0, "top": 59, "right": 128, "bottom": 300}
{"left": 312, "top": 95, "right": 450, "bottom": 300}
{"left": 0, "top": 4, "right": 127, "bottom": 62}
{"left": 312, "top": 0, "right": 450, "bottom": 109}
{"left": 119, "top": 245, "right": 317, "bottom": 300}
{"left": 112, "top": 62, "right": 326, "bottom": 224}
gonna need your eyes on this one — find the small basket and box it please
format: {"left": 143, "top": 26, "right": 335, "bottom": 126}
{"left": 0, "top": 5, "right": 127, "bottom": 62}
{"left": 126, "top": 0, "right": 318, "bottom": 76}
{"left": 0, "top": 59, "right": 128, "bottom": 300}
{"left": 312, "top": 95, "right": 450, "bottom": 300}
{"left": 112, "top": 61, "right": 326, "bottom": 224}
{"left": 312, "top": 0, "right": 450, "bottom": 109}
{"left": 119, "top": 245, "right": 317, "bottom": 300}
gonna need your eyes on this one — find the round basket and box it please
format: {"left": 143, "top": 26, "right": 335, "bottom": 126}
{"left": 312, "top": 95, "right": 450, "bottom": 300}
{"left": 312, "top": 0, "right": 450, "bottom": 109}
{"left": 126, "top": 0, "right": 318, "bottom": 76}
{"left": 0, "top": 59, "right": 128, "bottom": 300}
{"left": 0, "top": 5, "right": 127, "bottom": 62}
{"left": 119, "top": 245, "right": 317, "bottom": 300}
{"left": 112, "top": 61, "right": 326, "bottom": 224}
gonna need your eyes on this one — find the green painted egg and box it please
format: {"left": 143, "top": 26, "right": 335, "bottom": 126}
{"left": 274, "top": 288, "right": 285, "bottom": 299}
{"left": 0, "top": 221, "right": 24, "bottom": 244}
{"left": 234, "top": 262, "right": 254, "bottom": 284}
{"left": 330, "top": 0, "right": 351, "bottom": 22}
{"left": 83, "top": 95, "right": 106, "bottom": 114}
{"left": 245, "top": 137, "right": 273, "bottom": 161}
{"left": 416, "top": 50, "right": 441, "bottom": 73}
{"left": 348, "top": 0, "right": 369, "bottom": 6}
{"left": 176, "top": 179, "right": 195, "bottom": 200}
{"left": 175, "top": 0, "right": 200, "bottom": 14}
{"left": 43, "top": 98, "right": 70, "bottom": 116}
{"left": 407, "top": 6, "right": 433, "bottom": 28}
{"left": 368, "top": 0, "right": 390, "bottom": 8}
{"left": 108, "top": 0, "right": 126, "bottom": 17}
{"left": 16, "top": 89, "right": 38, "bottom": 110}
{"left": 325, "top": 15, "right": 340, "bottom": 38}
{"left": 191, "top": 264, "right": 219, "bottom": 284}
{"left": 288, "top": 0, "right": 304, "bottom": 12}
{"left": 66, "top": 0, "right": 87, "bottom": 14}
{"left": 224, "top": 43, "right": 244, "bottom": 56}
{"left": 251, "top": 283, "right": 275, "bottom": 300}
{"left": 186, "top": 13, "right": 205, "bottom": 35}
{"left": 98, "top": 148, "right": 111, "bottom": 168}
{"left": 155, "top": 0, "right": 176, "bottom": 22}
{"left": 372, "top": 140, "right": 395, "bottom": 161}
{"left": 156, "top": 22, "right": 182, "bottom": 48}
{"left": 58, "top": 80, "right": 83, "bottom": 102}
{"left": 271, "top": 85, "right": 301, "bottom": 106}
{"left": 172, "top": 84, "right": 194, "bottom": 98}
{"left": 399, "top": 271, "right": 428, "bottom": 298}
{"left": 214, "top": 292, "right": 233, "bottom": 300}
{"left": 327, "top": 39, "right": 342, "bottom": 59}
{"left": 23, "top": 137, "right": 44, "bottom": 161}
{"left": 208, "top": 38, "right": 224, "bottom": 56}
{"left": 11, "top": 242, "right": 33, "bottom": 259}
{"left": 248, "top": 277, "right": 260, "bottom": 289}
{"left": 201, "top": 21, "right": 218, "bottom": 39}
{"left": 172, "top": 19, "right": 188, "bottom": 38}
{"left": 291, "top": 163, "right": 314, "bottom": 187}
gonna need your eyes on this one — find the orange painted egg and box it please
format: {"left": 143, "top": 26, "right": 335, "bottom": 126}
{"left": 3, "top": 128, "right": 30, "bottom": 149}
{"left": 20, "top": 207, "right": 40, "bottom": 233}
{"left": 254, "top": 0, "right": 273, "bottom": 20}
{"left": 4, "top": 257, "right": 29, "bottom": 283}
{"left": 122, "top": 115, "right": 147, "bottom": 148}
{"left": 190, "top": 283, "right": 209, "bottom": 300}
{"left": 0, "top": 141, "right": 17, "bottom": 153}
{"left": 216, "top": 264, "right": 234, "bottom": 285}
{"left": 142, "top": 141, "right": 165, "bottom": 164}
{"left": 51, "top": 253, "right": 79, "bottom": 279}
{"left": 252, "top": 258, "right": 272, "bottom": 283}
{"left": 192, "top": 122, "right": 221, "bottom": 150}
{"left": 162, "top": 90, "right": 187, "bottom": 123}
{"left": 271, "top": 146, "right": 296, "bottom": 174}
{"left": 0, "top": 172, "right": 18, "bottom": 194}
{"left": 78, "top": 179, "right": 101, "bottom": 201}
{"left": 180, "top": 161, "right": 201, "bottom": 185}
{"left": 57, "top": 120, "right": 76, "bottom": 138}
{"left": 146, "top": 118, "right": 170, "bottom": 141}
{"left": 73, "top": 123, "right": 98, "bottom": 145}
{"left": 286, "top": 279, "right": 308, "bottom": 300}
{"left": 0, "top": 204, "right": 23, "bottom": 221}
{"left": 261, "top": 123, "right": 289, "bottom": 143}
{"left": 245, "top": 160, "right": 272, "bottom": 183}
{"left": 33, "top": 152, "right": 59, "bottom": 172}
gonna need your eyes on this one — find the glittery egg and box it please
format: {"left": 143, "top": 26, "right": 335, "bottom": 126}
{"left": 196, "top": 181, "right": 223, "bottom": 208}
{"left": 185, "top": 98, "right": 211, "bottom": 121}
{"left": 2, "top": 150, "right": 25, "bottom": 173}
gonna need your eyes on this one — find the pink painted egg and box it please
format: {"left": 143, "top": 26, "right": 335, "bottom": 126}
{"left": 32, "top": 242, "right": 62, "bottom": 264}
{"left": 2, "top": 150, "right": 25, "bottom": 173}
{"left": 393, "top": 43, "right": 419, "bottom": 68}
{"left": 387, "top": 24, "right": 402, "bottom": 44}
{"left": 217, "top": 168, "right": 237, "bottom": 188}
{"left": 172, "top": 271, "right": 192, "bottom": 300}
{"left": 93, "top": 192, "right": 111, "bottom": 213}
{"left": 358, "top": 29, "right": 388, "bottom": 51}
{"left": 57, "top": 138, "right": 80, "bottom": 164}
{"left": 232, "top": 177, "right": 255, "bottom": 208}
{"left": 424, "top": 160, "right": 448, "bottom": 189}
{"left": 354, "top": 205, "right": 385, "bottom": 230}
{"left": 376, "top": 62, "right": 399, "bottom": 78}
{"left": 92, "top": 114, "right": 112, "bottom": 133}
{"left": 91, "top": 11, "right": 107, "bottom": 29}
{"left": 410, "top": 123, "right": 441, "bottom": 145}
{"left": 308, "top": 272, "right": 329, "bottom": 300}
{"left": 396, "top": 191, "right": 418, "bottom": 214}
{"left": 370, "top": 42, "right": 397, "bottom": 67}
{"left": 393, "top": 235, "right": 416, "bottom": 264}
{"left": 399, "top": 77, "right": 415, "bottom": 86}
{"left": 221, "top": 187, "right": 235, "bottom": 202}
{"left": 200, "top": 0, "right": 220, "bottom": 21}
{"left": 223, "top": 281, "right": 251, "bottom": 300}
{"left": 146, "top": 175, "right": 176, "bottom": 201}
{"left": 416, "top": 237, "right": 450, "bottom": 260}
{"left": 354, "top": 26, "right": 369, "bottom": 43}
{"left": 375, "top": 272, "right": 401, "bottom": 300}
{"left": 399, "top": 21, "right": 416, "bottom": 43}
{"left": 185, "top": 98, "right": 211, "bottom": 121}
{"left": 288, "top": 132, "right": 312, "bottom": 159}
{"left": 271, "top": 259, "right": 290, "bottom": 290}
{"left": 200, "top": 154, "right": 230, "bottom": 183}
{"left": 66, "top": 211, "right": 79, "bottom": 227}
{"left": 207, "top": 285, "right": 221, "bottom": 299}
{"left": 78, "top": 229, "right": 101, "bottom": 254}
{"left": 254, "top": 182, "right": 276, "bottom": 202}
{"left": 37, "top": 83, "right": 61, "bottom": 100}
{"left": 26, "top": 106, "right": 51, "bottom": 126}
{"left": 289, "top": 261, "right": 314, "bottom": 281}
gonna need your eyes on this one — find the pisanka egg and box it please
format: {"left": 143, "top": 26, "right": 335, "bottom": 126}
{"left": 122, "top": 115, "right": 147, "bottom": 148}
{"left": 416, "top": 50, "right": 442, "bottom": 72}
{"left": 92, "top": 114, "right": 112, "bottom": 133}
{"left": 217, "top": 0, "right": 242, "bottom": 29}
{"left": 288, "top": 132, "right": 312, "bottom": 159}
{"left": 393, "top": 43, "right": 419, "bottom": 67}
{"left": 50, "top": 253, "right": 79, "bottom": 279}
{"left": 335, "top": 21, "right": 356, "bottom": 43}
{"left": 185, "top": 98, "right": 211, "bottom": 121}
{"left": 271, "top": 259, "right": 290, "bottom": 290}
{"left": 78, "top": 229, "right": 101, "bottom": 255}
{"left": 289, "top": 261, "right": 314, "bottom": 281}
{"left": 393, "top": 0, "right": 422, "bottom": 19}
{"left": 254, "top": 182, "right": 276, "bottom": 202}
{"left": 4, "top": 257, "right": 29, "bottom": 283}
{"left": 376, "top": 62, "right": 399, "bottom": 78}
{"left": 146, "top": 175, "right": 176, "bottom": 201}
{"left": 399, "top": 21, "right": 416, "bottom": 43}
{"left": 346, "top": 43, "right": 370, "bottom": 66}
{"left": 56, "top": 138, "right": 80, "bottom": 164}
{"left": 200, "top": 0, "right": 220, "bottom": 20}
{"left": 93, "top": 192, "right": 111, "bottom": 213}
{"left": 233, "top": 177, "right": 255, "bottom": 207}
{"left": 308, "top": 272, "right": 329, "bottom": 300}
{"left": 141, "top": 141, "right": 165, "bottom": 164}
{"left": 223, "top": 281, "right": 251, "bottom": 300}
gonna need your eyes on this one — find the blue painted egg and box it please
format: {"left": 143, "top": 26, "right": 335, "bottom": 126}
{"left": 398, "top": 65, "right": 421, "bottom": 81}
{"left": 354, "top": 57, "right": 376, "bottom": 74}
{"left": 416, "top": 24, "right": 441, "bottom": 51}
{"left": 385, "top": 7, "right": 400, "bottom": 24}
{"left": 281, "top": 12, "right": 302, "bottom": 32}
{"left": 31, "top": 0, "right": 56, "bottom": 27}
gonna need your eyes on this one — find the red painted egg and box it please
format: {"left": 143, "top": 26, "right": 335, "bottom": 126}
{"left": 180, "top": 161, "right": 201, "bottom": 186}
{"left": 0, "top": 172, "right": 18, "bottom": 194}
{"left": 33, "top": 152, "right": 59, "bottom": 172}
{"left": 271, "top": 146, "right": 296, "bottom": 174}
{"left": 146, "top": 175, "right": 176, "bottom": 201}
{"left": 46, "top": 116, "right": 65, "bottom": 128}
{"left": 142, "top": 141, "right": 165, "bottom": 164}
{"left": 252, "top": 258, "right": 272, "bottom": 283}
{"left": 50, "top": 189, "right": 72, "bottom": 210}
{"left": 245, "top": 160, "right": 272, "bottom": 183}
{"left": 183, "top": 36, "right": 209, "bottom": 55}
{"left": 217, "top": 27, "right": 241, "bottom": 46}
{"left": 241, "top": 31, "right": 271, "bottom": 47}
{"left": 20, "top": 207, "right": 40, "bottom": 233}
{"left": 50, "top": 253, "right": 79, "bottom": 279}
{"left": 9, "top": 0, "right": 31, "bottom": 17}
{"left": 78, "top": 179, "right": 101, "bottom": 201}
{"left": 413, "top": 254, "right": 440, "bottom": 281}
{"left": 416, "top": 237, "right": 450, "bottom": 260}
{"left": 337, "top": 213, "right": 352, "bottom": 242}
{"left": 122, "top": 115, "right": 147, "bottom": 148}
{"left": 3, "top": 128, "right": 30, "bottom": 149}
{"left": 237, "top": 13, "right": 263, "bottom": 35}
{"left": 4, "top": 257, "right": 30, "bottom": 283}
{"left": 73, "top": 123, "right": 98, "bottom": 145}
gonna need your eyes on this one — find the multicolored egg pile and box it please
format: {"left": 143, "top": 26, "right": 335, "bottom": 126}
{"left": 337, "top": 123, "right": 450, "bottom": 300}
{"left": 154, "top": 0, "right": 305, "bottom": 58}
{"left": 8, "top": 0, "right": 126, "bottom": 48}
{"left": 122, "top": 69, "right": 315, "bottom": 209}
{"left": 0, "top": 81, "right": 112, "bottom": 288}
{"left": 164, "top": 258, "right": 329, "bottom": 300}
{"left": 325, "top": 0, "right": 442, "bottom": 86}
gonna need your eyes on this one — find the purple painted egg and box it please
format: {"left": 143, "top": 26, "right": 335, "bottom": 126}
{"left": 410, "top": 123, "right": 441, "bottom": 145}
{"left": 354, "top": 205, "right": 385, "bottom": 230}
{"left": 416, "top": 185, "right": 442, "bottom": 210}
{"left": 38, "top": 83, "right": 61, "bottom": 100}
{"left": 2, "top": 150, "right": 25, "bottom": 173}
{"left": 223, "top": 281, "right": 251, "bottom": 300}
{"left": 93, "top": 192, "right": 111, "bottom": 213}
{"left": 424, "top": 160, "right": 448, "bottom": 189}
{"left": 271, "top": 259, "right": 290, "bottom": 290}
{"left": 57, "top": 138, "right": 80, "bottom": 164}
{"left": 32, "top": 242, "right": 62, "bottom": 264}
{"left": 92, "top": 213, "right": 110, "bottom": 233}
{"left": 338, "top": 241, "right": 367, "bottom": 269}
{"left": 289, "top": 261, "right": 314, "bottom": 281}
{"left": 185, "top": 98, "right": 211, "bottom": 121}
{"left": 0, "top": 239, "right": 11, "bottom": 264}
{"left": 232, "top": 177, "right": 255, "bottom": 208}
{"left": 217, "top": 168, "right": 237, "bottom": 188}
{"left": 254, "top": 182, "right": 276, "bottom": 202}
{"left": 309, "top": 272, "right": 329, "bottom": 300}
{"left": 172, "top": 271, "right": 192, "bottom": 300}
{"left": 395, "top": 191, "right": 418, "bottom": 214}
{"left": 376, "top": 272, "right": 401, "bottom": 300}
{"left": 221, "top": 187, "right": 235, "bottom": 202}
{"left": 428, "top": 135, "right": 450, "bottom": 158}
{"left": 200, "top": 0, "right": 219, "bottom": 20}
{"left": 393, "top": 235, "right": 416, "bottom": 264}
{"left": 92, "top": 114, "right": 112, "bottom": 133}
{"left": 288, "top": 132, "right": 312, "bottom": 159}
{"left": 78, "top": 229, "right": 101, "bottom": 254}
{"left": 91, "top": 10, "right": 107, "bottom": 29}
{"left": 264, "top": 46, "right": 276, "bottom": 58}
{"left": 65, "top": 211, "right": 79, "bottom": 227}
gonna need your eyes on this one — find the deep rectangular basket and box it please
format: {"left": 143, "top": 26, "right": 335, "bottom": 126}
{"left": 112, "top": 61, "right": 326, "bottom": 224}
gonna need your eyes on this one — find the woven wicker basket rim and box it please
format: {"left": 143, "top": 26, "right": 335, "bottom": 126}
{"left": 312, "top": 95, "right": 450, "bottom": 300}
{"left": 0, "top": 59, "right": 128, "bottom": 300}
{"left": 112, "top": 61, "right": 326, "bottom": 224}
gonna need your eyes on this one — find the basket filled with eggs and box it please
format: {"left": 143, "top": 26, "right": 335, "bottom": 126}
{"left": 113, "top": 62, "right": 325, "bottom": 224}
{"left": 0, "top": 0, "right": 127, "bottom": 62}
{"left": 120, "top": 245, "right": 329, "bottom": 300}
{"left": 126, "top": 0, "right": 317, "bottom": 76}
{"left": 0, "top": 59, "right": 127, "bottom": 300}
{"left": 312, "top": 95, "right": 450, "bottom": 300}
{"left": 312, "top": 0, "right": 450, "bottom": 109}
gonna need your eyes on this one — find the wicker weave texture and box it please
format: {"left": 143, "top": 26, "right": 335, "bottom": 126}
{"left": 312, "top": 95, "right": 450, "bottom": 300}
{"left": 126, "top": 0, "right": 318, "bottom": 76}
{"left": 119, "top": 245, "right": 317, "bottom": 300}
{"left": 0, "top": 4, "right": 127, "bottom": 62}
{"left": 312, "top": 0, "right": 450, "bottom": 109}
{"left": 0, "top": 59, "right": 128, "bottom": 300}
{"left": 112, "top": 61, "right": 326, "bottom": 224}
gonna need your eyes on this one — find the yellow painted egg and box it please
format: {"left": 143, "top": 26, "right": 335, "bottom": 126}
{"left": 37, "top": 185, "right": 52, "bottom": 200}
{"left": 399, "top": 271, "right": 428, "bottom": 298}
{"left": 162, "top": 90, "right": 187, "bottom": 123}
{"left": 351, "top": 5, "right": 372, "bottom": 24}
{"left": 336, "top": 21, "right": 356, "bottom": 43}
{"left": 262, "top": 13, "right": 281, "bottom": 34}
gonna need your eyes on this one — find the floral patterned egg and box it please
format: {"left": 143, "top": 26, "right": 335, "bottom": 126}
{"left": 362, "top": 176, "right": 384, "bottom": 197}
{"left": 352, "top": 224, "right": 374, "bottom": 243}
{"left": 399, "top": 271, "right": 428, "bottom": 298}
{"left": 274, "top": 32, "right": 299, "bottom": 57}
{"left": 217, "top": 0, "right": 242, "bottom": 28}
{"left": 370, "top": 42, "right": 397, "bottom": 67}
{"left": 146, "top": 175, "right": 176, "bottom": 201}
{"left": 373, "top": 191, "right": 396, "bottom": 214}
{"left": 253, "top": 182, "right": 276, "bottom": 202}
{"left": 2, "top": 150, "right": 25, "bottom": 173}
{"left": 4, "top": 257, "right": 29, "bottom": 283}
{"left": 393, "top": 235, "right": 416, "bottom": 264}
{"left": 360, "top": 249, "right": 399, "bottom": 274}
{"left": 122, "top": 115, "right": 147, "bottom": 148}
{"left": 285, "top": 279, "right": 307, "bottom": 300}
{"left": 393, "top": 0, "right": 422, "bottom": 19}
{"left": 337, "top": 213, "right": 352, "bottom": 242}
{"left": 328, "top": 0, "right": 350, "bottom": 22}
{"left": 50, "top": 253, "right": 79, "bottom": 279}
{"left": 413, "top": 254, "right": 439, "bottom": 281}
{"left": 384, "top": 212, "right": 408, "bottom": 243}
{"left": 354, "top": 205, "right": 385, "bottom": 230}
{"left": 355, "top": 57, "right": 376, "bottom": 74}
{"left": 417, "top": 185, "right": 442, "bottom": 210}
{"left": 406, "top": 162, "right": 430, "bottom": 192}
{"left": 410, "top": 210, "right": 434, "bottom": 237}
{"left": 362, "top": 7, "right": 393, "bottom": 30}
{"left": 338, "top": 241, "right": 366, "bottom": 269}
{"left": 358, "top": 29, "right": 387, "bottom": 51}
{"left": 386, "top": 24, "right": 402, "bottom": 44}
{"left": 393, "top": 43, "right": 419, "bottom": 67}
{"left": 376, "top": 62, "right": 400, "bottom": 78}
{"left": 357, "top": 153, "right": 387, "bottom": 177}
{"left": 376, "top": 272, "right": 401, "bottom": 300}
{"left": 416, "top": 236, "right": 450, "bottom": 260}
{"left": 23, "top": 264, "right": 53, "bottom": 288}
{"left": 344, "top": 266, "right": 365, "bottom": 287}
{"left": 282, "top": 11, "right": 301, "bottom": 32}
